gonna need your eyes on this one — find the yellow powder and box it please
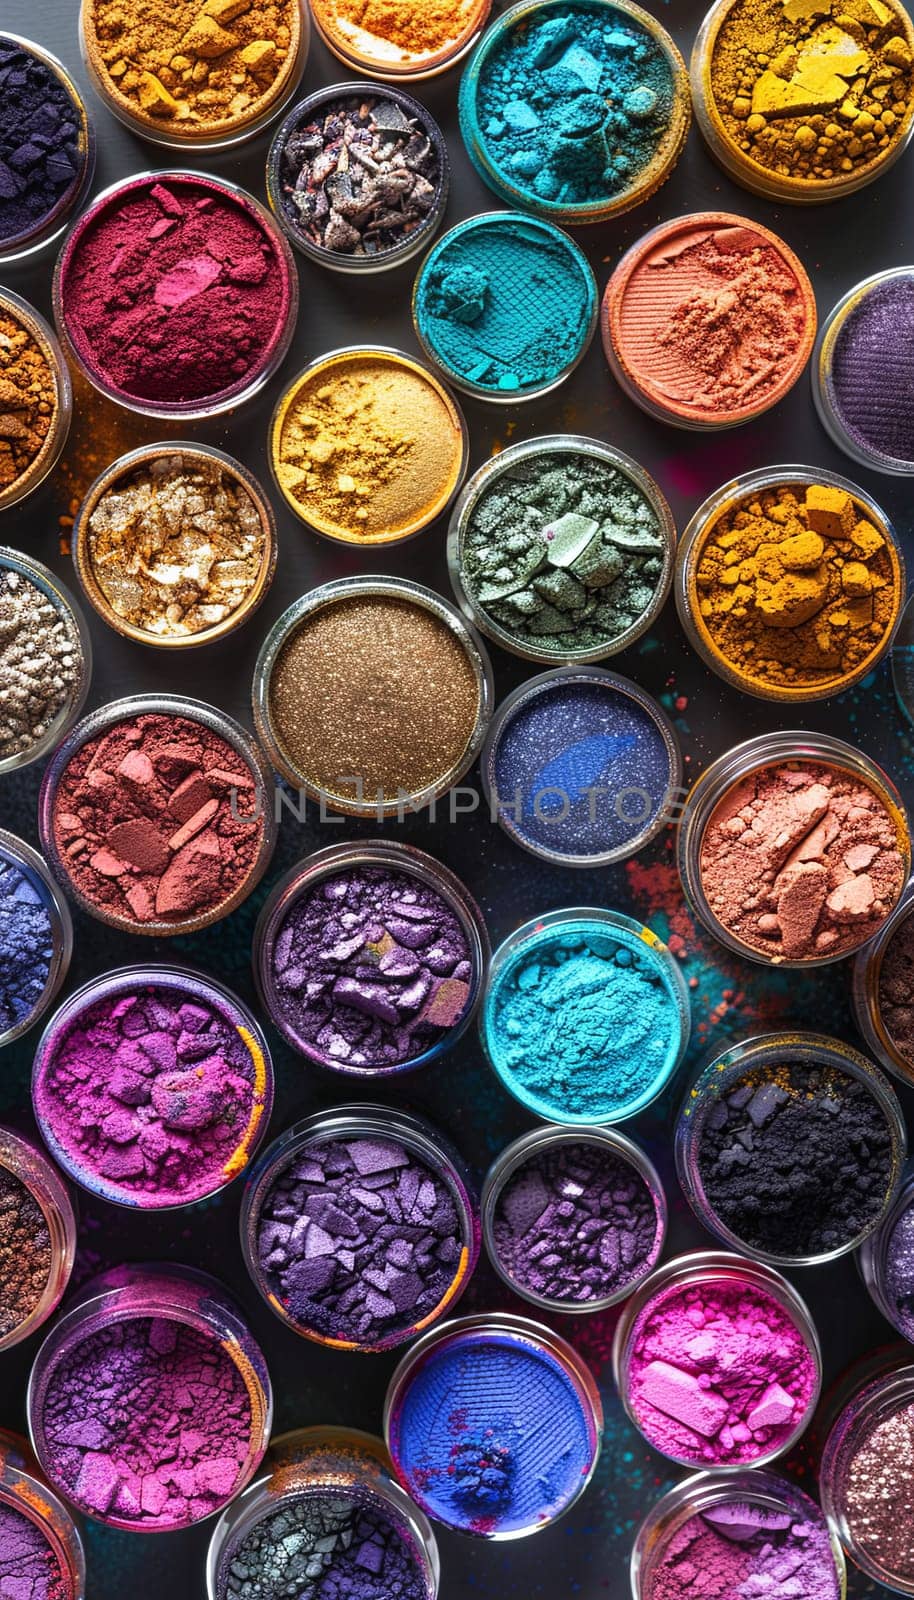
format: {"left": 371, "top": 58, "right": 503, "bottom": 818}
{"left": 82, "top": 0, "right": 303, "bottom": 137}
{"left": 272, "top": 351, "right": 466, "bottom": 545}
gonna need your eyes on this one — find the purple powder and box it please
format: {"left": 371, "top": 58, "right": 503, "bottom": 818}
{"left": 267, "top": 865, "right": 474, "bottom": 1072}
{"left": 0, "top": 38, "right": 88, "bottom": 249}
{"left": 885, "top": 1195, "right": 914, "bottom": 1339}
{"left": 254, "top": 1135, "right": 466, "bottom": 1349}
{"left": 0, "top": 1500, "right": 68, "bottom": 1600}
{"left": 829, "top": 274, "right": 914, "bottom": 467}
{"left": 37, "top": 1316, "right": 254, "bottom": 1529}
{"left": 645, "top": 1495, "right": 841, "bottom": 1600}
{"left": 32, "top": 974, "right": 270, "bottom": 1207}
{"left": 491, "top": 1137, "right": 662, "bottom": 1306}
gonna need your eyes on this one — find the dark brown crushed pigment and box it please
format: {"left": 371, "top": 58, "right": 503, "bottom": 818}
{"left": 0, "top": 1164, "right": 52, "bottom": 1337}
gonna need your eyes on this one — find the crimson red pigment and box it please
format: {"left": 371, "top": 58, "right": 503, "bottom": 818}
{"left": 48, "top": 712, "right": 265, "bottom": 929}
{"left": 56, "top": 175, "right": 293, "bottom": 408}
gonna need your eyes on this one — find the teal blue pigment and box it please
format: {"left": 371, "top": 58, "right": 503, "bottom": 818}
{"left": 413, "top": 213, "right": 595, "bottom": 396}
{"left": 483, "top": 915, "right": 688, "bottom": 1122}
{"left": 459, "top": 0, "right": 678, "bottom": 215}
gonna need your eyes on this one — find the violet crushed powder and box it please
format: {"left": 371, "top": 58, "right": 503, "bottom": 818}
{"left": 0, "top": 1499, "right": 68, "bottom": 1600}
{"left": 254, "top": 1135, "right": 465, "bottom": 1348}
{"left": 267, "top": 864, "right": 474, "bottom": 1071}
{"left": 491, "top": 1138, "right": 662, "bottom": 1306}
{"left": 38, "top": 1315, "right": 254, "bottom": 1528}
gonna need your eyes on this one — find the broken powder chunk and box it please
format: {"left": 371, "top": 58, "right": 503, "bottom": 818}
{"left": 239, "top": 40, "right": 276, "bottom": 70}
{"left": 180, "top": 15, "right": 238, "bottom": 58}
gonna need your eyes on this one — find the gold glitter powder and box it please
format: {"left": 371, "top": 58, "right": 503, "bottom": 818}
{"left": 266, "top": 592, "right": 482, "bottom": 805}
{"left": 270, "top": 349, "right": 466, "bottom": 545}
{"left": 75, "top": 446, "right": 275, "bottom": 646}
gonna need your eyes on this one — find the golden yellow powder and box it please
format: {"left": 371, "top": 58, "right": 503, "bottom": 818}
{"left": 82, "top": 0, "right": 303, "bottom": 138}
{"left": 271, "top": 351, "right": 466, "bottom": 545}
{"left": 703, "top": 0, "right": 914, "bottom": 191}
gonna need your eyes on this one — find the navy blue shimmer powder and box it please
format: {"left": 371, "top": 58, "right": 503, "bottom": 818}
{"left": 486, "top": 672, "right": 678, "bottom": 862}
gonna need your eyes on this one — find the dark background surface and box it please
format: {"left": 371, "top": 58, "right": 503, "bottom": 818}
{"left": 1, "top": 0, "right": 912, "bottom": 1594}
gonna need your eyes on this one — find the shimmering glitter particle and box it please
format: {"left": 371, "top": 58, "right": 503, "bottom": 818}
{"left": 268, "top": 595, "right": 481, "bottom": 804}
{"left": 844, "top": 1402, "right": 914, "bottom": 1583}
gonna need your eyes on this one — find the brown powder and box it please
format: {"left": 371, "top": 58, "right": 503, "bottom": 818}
{"left": 0, "top": 300, "right": 60, "bottom": 501}
{"left": 268, "top": 595, "right": 481, "bottom": 805}
{"left": 0, "top": 1166, "right": 52, "bottom": 1339}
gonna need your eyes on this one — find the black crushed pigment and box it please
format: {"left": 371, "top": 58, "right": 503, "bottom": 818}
{"left": 695, "top": 1059, "right": 896, "bottom": 1258}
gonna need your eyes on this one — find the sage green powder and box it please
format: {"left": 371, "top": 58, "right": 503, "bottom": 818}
{"left": 460, "top": 449, "right": 666, "bottom": 656}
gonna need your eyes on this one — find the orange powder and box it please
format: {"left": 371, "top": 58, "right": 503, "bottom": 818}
{"left": 601, "top": 212, "right": 817, "bottom": 427}
{"left": 309, "top": 0, "right": 491, "bottom": 72}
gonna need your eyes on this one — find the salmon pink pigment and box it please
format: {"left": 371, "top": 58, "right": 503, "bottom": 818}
{"left": 56, "top": 174, "right": 293, "bottom": 410}
{"left": 45, "top": 710, "right": 266, "bottom": 930}
{"left": 624, "top": 1274, "right": 818, "bottom": 1467}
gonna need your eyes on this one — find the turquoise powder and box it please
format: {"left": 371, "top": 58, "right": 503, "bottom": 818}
{"left": 412, "top": 213, "right": 596, "bottom": 398}
{"left": 483, "top": 914, "right": 688, "bottom": 1122}
{"left": 459, "top": 0, "right": 679, "bottom": 216}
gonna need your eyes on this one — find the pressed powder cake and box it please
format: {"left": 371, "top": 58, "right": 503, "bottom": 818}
{"left": 272, "top": 352, "right": 465, "bottom": 543}
{"left": 603, "top": 215, "right": 816, "bottom": 424}
{"left": 703, "top": 0, "right": 914, "bottom": 192}
{"left": 82, "top": 0, "right": 303, "bottom": 139}
{"left": 698, "top": 759, "right": 907, "bottom": 960}
{"left": 687, "top": 480, "right": 902, "bottom": 694}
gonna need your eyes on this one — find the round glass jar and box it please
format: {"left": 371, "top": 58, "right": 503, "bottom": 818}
{"left": 613, "top": 1251, "right": 822, "bottom": 1470}
{"left": 481, "top": 667, "right": 682, "bottom": 867}
{"left": 79, "top": 0, "right": 308, "bottom": 150}
{"left": 206, "top": 1427, "right": 440, "bottom": 1600}
{"left": 27, "top": 1264, "right": 272, "bottom": 1534}
{"left": 602, "top": 214, "right": 817, "bottom": 430}
{"left": 412, "top": 212, "right": 598, "bottom": 403}
{"left": 677, "top": 730, "right": 911, "bottom": 968}
{"left": 631, "top": 1468, "right": 846, "bottom": 1600}
{"left": 0, "top": 549, "right": 90, "bottom": 773}
{"left": 71, "top": 442, "right": 277, "bottom": 649}
{"left": 252, "top": 840, "right": 489, "bottom": 1076}
{"left": 0, "top": 828, "right": 73, "bottom": 1048}
{"left": 674, "top": 1032, "right": 906, "bottom": 1267}
{"left": 675, "top": 466, "right": 905, "bottom": 701}
{"left": 852, "top": 879, "right": 914, "bottom": 1085}
{"left": 240, "top": 1106, "right": 480, "bottom": 1352}
{"left": 447, "top": 434, "right": 676, "bottom": 665}
{"left": 267, "top": 84, "right": 448, "bottom": 273}
{"left": 0, "top": 1126, "right": 76, "bottom": 1352}
{"left": 53, "top": 171, "right": 298, "bottom": 421}
{"left": 384, "top": 1312, "right": 603, "bottom": 1538}
{"left": 820, "top": 1360, "right": 914, "bottom": 1591}
{"left": 32, "top": 964, "right": 274, "bottom": 1210}
{"left": 691, "top": 0, "right": 914, "bottom": 203}
{"left": 38, "top": 693, "right": 276, "bottom": 937}
{"left": 0, "top": 1428, "right": 85, "bottom": 1599}
{"left": 814, "top": 270, "right": 914, "bottom": 476}
{"left": 0, "top": 293, "right": 72, "bottom": 512}
{"left": 0, "top": 35, "right": 95, "bottom": 268}
{"left": 458, "top": 0, "right": 690, "bottom": 224}
{"left": 481, "top": 907, "right": 691, "bottom": 1125}
{"left": 482, "top": 1124, "right": 667, "bottom": 1313}
{"left": 858, "top": 1171, "right": 914, "bottom": 1341}
{"left": 269, "top": 347, "right": 468, "bottom": 545}
{"left": 252, "top": 576, "right": 493, "bottom": 819}
{"left": 307, "top": 0, "right": 491, "bottom": 81}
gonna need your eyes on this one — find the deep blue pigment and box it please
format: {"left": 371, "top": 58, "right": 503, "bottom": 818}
{"left": 461, "top": 1, "right": 678, "bottom": 210}
{"left": 389, "top": 1327, "right": 596, "bottom": 1536}
{"left": 488, "top": 675, "right": 675, "bottom": 861}
{"left": 0, "top": 38, "right": 86, "bottom": 246}
{"left": 483, "top": 916, "right": 686, "bottom": 1121}
{"left": 0, "top": 848, "right": 53, "bottom": 1036}
{"left": 413, "top": 214, "right": 595, "bottom": 395}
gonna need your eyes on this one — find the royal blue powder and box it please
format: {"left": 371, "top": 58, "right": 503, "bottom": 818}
{"left": 413, "top": 214, "right": 595, "bottom": 396}
{"left": 388, "top": 1326, "right": 596, "bottom": 1535}
{"left": 487, "top": 674, "right": 676, "bottom": 862}
{"left": 0, "top": 849, "right": 53, "bottom": 1036}
{"left": 483, "top": 915, "right": 687, "bottom": 1122}
{"left": 460, "top": 0, "right": 677, "bottom": 211}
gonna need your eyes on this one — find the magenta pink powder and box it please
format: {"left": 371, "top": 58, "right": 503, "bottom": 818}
{"left": 626, "top": 1276, "right": 818, "bottom": 1466}
{"left": 57, "top": 175, "right": 293, "bottom": 407}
